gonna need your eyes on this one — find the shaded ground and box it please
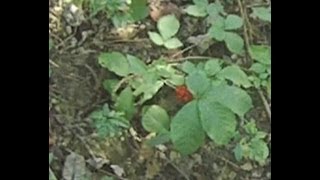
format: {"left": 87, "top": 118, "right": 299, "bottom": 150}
{"left": 49, "top": 0, "right": 271, "bottom": 179}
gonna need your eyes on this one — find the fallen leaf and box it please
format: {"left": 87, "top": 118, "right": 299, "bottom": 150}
{"left": 86, "top": 157, "right": 110, "bottom": 169}
{"left": 63, "top": 152, "right": 86, "bottom": 180}
{"left": 110, "top": 164, "right": 125, "bottom": 177}
{"left": 149, "top": 1, "right": 180, "bottom": 22}
{"left": 240, "top": 162, "right": 253, "bottom": 171}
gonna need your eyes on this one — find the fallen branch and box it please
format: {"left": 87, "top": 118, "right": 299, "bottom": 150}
{"left": 257, "top": 89, "right": 271, "bottom": 121}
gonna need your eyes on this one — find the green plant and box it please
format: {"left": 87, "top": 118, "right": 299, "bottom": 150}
{"left": 148, "top": 15, "right": 183, "bottom": 49}
{"left": 98, "top": 52, "right": 184, "bottom": 104}
{"left": 90, "top": 103, "right": 130, "bottom": 138}
{"left": 248, "top": 45, "right": 271, "bottom": 98}
{"left": 233, "top": 120, "right": 269, "bottom": 165}
{"left": 96, "top": 51, "right": 269, "bottom": 161}
{"left": 184, "top": 0, "right": 244, "bottom": 54}
{"left": 49, "top": 153, "right": 58, "bottom": 180}
{"left": 89, "top": 0, "right": 148, "bottom": 28}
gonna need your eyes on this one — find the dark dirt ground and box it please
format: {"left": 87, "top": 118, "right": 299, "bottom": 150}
{"left": 49, "top": 0, "right": 271, "bottom": 179}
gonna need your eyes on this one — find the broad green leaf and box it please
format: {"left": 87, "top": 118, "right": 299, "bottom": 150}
{"left": 127, "top": 54, "right": 148, "bottom": 75}
{"left": 249, "top": 138, "right": 269, "bottom": 165}
{"left": 208, "top": 25, "right": 225, "bottom": 41}
{"left": 186, "top": 70, "right": 210, "bottom": 97}
{"left": 234, "top": 143, "right": 243, "bottom": 161}
{"left": 250, "top": 63, "right": 267, "bottom": 73}
{"left": 249, "top": 45, "right": 271, "bottom": 65}
{"left": 148, "top": 32, "right": 164, "bottom": 45}
{"left": 181, "top": 61, "right": 197, "bottom": 74}
{"left": 171, "top": 101, "right": 205, "bottom": 155}
{"left": 142, "top": 105, "right": 170, "bottom": 133}
{"left": 259, "top": 73, "right": 269, "bottom": 79}
{"left": 130, "top": 0, "right": 148, "bottom": 21}
{"left": 146, "top": 132, "right": 171, "bottom": 146}
{"left": 115, "top": 87, "right": 135, "bottom": 120}
{"left": 251, "top": 7, "right": 271, "bottom": 22}
{"left": 157, "top": 15, "right": 180, "bottom": 40}
{"left": 204, "top": 59, "right": 222, "bottom": 76}
{"left": 199, "top": 100, "right": 236, "bottom": 145}
{"left": 164, "top": 38, "right": 183, "bottom": 49}
{"left": 224, "top": 14, "right": 243, "bottom": 30}
{"left": 98, "top": 52, "right": 129, "bottom": 76}
{"left": 217, "top": 65, "right": 252, "bottom": 88}
{"left": 204, "top": 84, "right": 253, "bottom": 117}
{"left": 185, "top": 5, "right": 207, "bottom": 17}
{"left": 224, "top": 32, "right": 244, "bottom": 54}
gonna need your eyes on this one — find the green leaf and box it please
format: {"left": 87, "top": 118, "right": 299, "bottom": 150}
{"left": 142, "top": 105, "right": 170, "bottom": 133}
{"left": 255, "top": 131, "right": 268, "bottom": 139}
{"left": 204, "top": 59, "right": 222, "bottom": 76}
{"left": 103, "top": 79, "right": 119, "bottom": 94}
{"left": 217, "top": 65, "right": 252, "bottom": 88}
{"left": 171, "top": 101, "right": 205, "bottom": 155}
{"left": 208, "top": 25, "right": 225, "bottom": 41}
{"left": 266, "top": 77, "right": 271, "bottom": 99}
{"left": 115, "top": 87, "right": 135, "bottom": 120}
{"left": 224, "top": 14, "right": 243, "bottom": 30}
{"left": 168, "top": 74, "right": 185, "bottom": 86}
{"left": 248, "top": 138, "right": 269, "bottom": 165}
{"left": 133, "top": 80, "right": 164, "bottom": 104}
{"left": 207, "top": 1, "right": 225, "bottom": 17}
{"left": 127, "top": 54, "right": 148, "bottom": 75}
{"left": 164, "top": 38, "right": 183, "bottom": 49}
{"left": 98, "top": 52, "right": 129, "bottom": 76}
{"left": 250, "top": 63, "right": 267, "bottom": 73}
{"left": 259, "top": 73, "right": 269, "bottom": 79}
{"left": 185, "top": 5, "right": 207, "bottom": 17}
{"left": 199, "top": 100, "right": 236, "bottom": 145}
{"left": 224, "top": 32, "right": 244, "bottom": 54}
{"left": 130, "top": 0, "right": 148, "bottom": 21}
{"left": 49, "top": 167, "right": 58, "bottom": 180}
{"left": 234, "top": 143, "right": 243, "bottom": 161}
{"left": 181, "top": 61, "right": 197, "bottom": 74}
{"left": 186, "top": 70, "right": 210, "bottom": 97}
{"left": 251, "top": 7, "right": 271, "bottom": 22}
{"left": 204, "top": 84, "right": 253, "bottom": 117}
{"left": 193, "top": 0, "right": 209, "bottom": 9}
{"left": 243, "top": 120, "right": 258, "bottom": 135}
{"left": 146, "top": 132, "right": 171, "bottom": 146}
{"left": 157, "top": 15, "right": 180, "bottom": 40}
{"left": 249, "top": 45, "right": 271, "bottom": 65}
{"left": 148, "top": 32, "right": 164, "bottom": 45}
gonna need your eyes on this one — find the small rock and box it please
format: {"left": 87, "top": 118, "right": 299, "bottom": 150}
{"left": 240, "top": 162, "right": 253, "bottom": 171}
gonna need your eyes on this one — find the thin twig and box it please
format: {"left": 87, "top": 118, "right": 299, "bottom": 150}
{"left": 215, "top": 155, "right": 241, "bottom": 170}
{"left": 237, "top": 0, "right": 252, "bottom": 64}
{"left": 170, "top": 44, "right": 197, "bottom": 59}
{"left": 84, "top": 64, "right": 99, "bottom": 90}
{"left": 164, "top": 158, "right": 190, "bottom": 180}
{"left": 257, "top": 89, "right": 271, "bottom": 121}
{"left": 49, "top": 59, "right": 60, "bottom": 68}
